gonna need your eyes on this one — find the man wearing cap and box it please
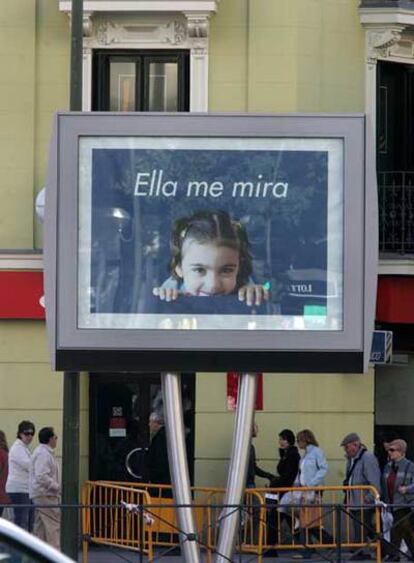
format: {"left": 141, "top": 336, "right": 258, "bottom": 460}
{"left": 341, "top": 432, "right": 381, "bottom": 560}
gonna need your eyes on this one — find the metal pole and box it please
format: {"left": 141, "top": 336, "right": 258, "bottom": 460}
{"left": 139, "top": 504, "right": 144, "bottom": 563}
{"left": 61, "top": 0, "right": 83, "bottom": 557}
{"left": 215, "top": 372, "right": 257, "bottom": 563}
{"left": 161, "top": 372, "right": 201, "bottom": 563}
{"left": 335, "top": 504, "right": 342, "bottom": 563}
{"left": 61, "top": 372, "right": 80, "bottom": 558}
{"left": 70, "top": 0, "right": 83, "bottom": 112}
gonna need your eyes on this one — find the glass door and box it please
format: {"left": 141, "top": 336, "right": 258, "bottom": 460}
{"left": 89, "top": 373, "right": 195, "bottom": 483}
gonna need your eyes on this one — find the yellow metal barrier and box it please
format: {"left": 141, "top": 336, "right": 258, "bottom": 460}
{"left": 81, "top": 481, "right": 382, "bottom": 562}
{"left": 81, "top": 481, "right": 154, "bottom": 562}
{"left": 206, "top": 485, "right": 381, "bottom": 562}
{"left": 81, "top": 481, "right": 223, "bottom": 559}
{"left": 251, "top": 485, "right": 381, "bottom": 562}
{"left": 92, "top": 481, "right": 222, "bottom": 548}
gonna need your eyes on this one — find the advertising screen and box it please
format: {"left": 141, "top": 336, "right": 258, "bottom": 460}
{"left": 45, "top": 113, "right": 377, "bottom": 372}
{"left": 78, "top": 137, "right": 343, "bottom": 332}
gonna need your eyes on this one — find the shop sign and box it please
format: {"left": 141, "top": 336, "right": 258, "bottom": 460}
{"left": 227, "top": 373, "right": 263, "bottom": 411}
{"left": 370, "top": 330, "right": 393, "bottom": 364}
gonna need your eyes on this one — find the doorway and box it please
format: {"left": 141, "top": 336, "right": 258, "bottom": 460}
{"left": 89, "top": 373, "right": 195, "bottom": 483}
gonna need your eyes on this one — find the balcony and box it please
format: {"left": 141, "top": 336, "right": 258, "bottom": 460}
{"left": 360, "top": 0, "right": 414, "bottom": 7}
{"left": 378, "top": 171, "right": 414, "bottom": 255}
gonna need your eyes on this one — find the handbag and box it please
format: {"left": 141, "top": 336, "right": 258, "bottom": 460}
{"left": 299, "top": 502, "right": 323, "bottom": 529}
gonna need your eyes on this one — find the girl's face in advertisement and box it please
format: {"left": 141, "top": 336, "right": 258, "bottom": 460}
{"left": 175, "top": 238, "right": 240, "bottom": 296}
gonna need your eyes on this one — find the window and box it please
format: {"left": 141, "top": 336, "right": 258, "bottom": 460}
{"left": 92, "top": 50, "right": 190, "bottom": 112}
{"left": 377, "top": 61, "right": 414, "bottom": 253}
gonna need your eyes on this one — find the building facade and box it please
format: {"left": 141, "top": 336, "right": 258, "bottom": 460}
{"left": 0, "top": 0, "right": 412, "bottom": 489}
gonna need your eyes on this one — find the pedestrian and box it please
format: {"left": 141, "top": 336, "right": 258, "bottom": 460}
{"left": 5, "top": 420, "right": 35, "bottom": 530}
{"left": 340, "top": 432, "right": 381, "bottom": 560}
{"left": 245, "top": 422, "right": 275, "bottom": 546}
{"left": 291, "top": 429, "right": 333, "bottom": 559}
{"left": 382, "top": 439, "right": 414, "bottom": 561}
{"left": 246, "top": 422, "right": 275, "bottom": 488}
{"left": 375, "top": 431, "right": 400, "bottom": 472}
{"left": 145, "top": 411, "right": 171, "bottom": 497}
{"left": 29, "top": 427, "right": 60, "bottom": 550}
{"left": 270, "top": 429, "right": 301, "bottom": 491}
{"left": 265, "top": 428, "right": 300, "bottom": 557}
{"left": 0, "top": 430, "right": 10, "bottom": 517}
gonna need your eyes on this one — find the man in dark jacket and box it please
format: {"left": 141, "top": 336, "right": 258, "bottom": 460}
{"left": 244, "top": 423, "right": 275, "bottom": 546}
{"left": 246, "top": 423, "right": 275, "bottom": 488}
{"left": 145, "top": 411, "right": 171, "bottom": 497}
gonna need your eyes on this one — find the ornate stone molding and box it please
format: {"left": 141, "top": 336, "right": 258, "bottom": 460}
{"left": 62, "top": 12, "right": 213, "bottom": 47}
{"left": 366, "top": 26, "right": 406, "bottom": 61}
{"left": 83, "top": 11, "right": 93, "bottom": 37}
{"left": 360, "top": 4, "right": 414, "bottom": 62}
{"left": 59, "top": 1, "right": 220, "bottom": 16}
{"left": 173, "top": 20, "right": 187, "bottom": 44}
{"left": 67, "top": 10, "right": 94, "bottom": 37}
{"left": 94, "top": 18, "right": 188, "bottom": 46}
{"left": 185, "top": 14, "right": 209, "bottom": 38}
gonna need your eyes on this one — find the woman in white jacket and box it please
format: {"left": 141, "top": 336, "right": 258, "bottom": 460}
{"left": 5, "top": 420, "right": 35, "bottom": 530}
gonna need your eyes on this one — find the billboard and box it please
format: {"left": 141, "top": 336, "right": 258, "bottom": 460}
{"left": 45, "top": 113, "right": 377, "bottom": 372}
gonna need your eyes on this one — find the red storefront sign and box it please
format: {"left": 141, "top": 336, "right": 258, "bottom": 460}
{"left": 376, "top": 276, "right": 414, "bottom": 323}
{"left": 0, "top": 271, "right": 45, "bottom": 319}
{"left": 227, "top": 372, "right": 263, "bottom": 411}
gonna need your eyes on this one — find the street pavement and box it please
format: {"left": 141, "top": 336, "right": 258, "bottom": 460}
{"left": 82, "top": 545, "right": 380, "bottom": 562}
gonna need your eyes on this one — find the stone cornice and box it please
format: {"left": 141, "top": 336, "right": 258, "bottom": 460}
{"left": 59, "top": 1, "right": 220, "bottom": 15}
{"left": 359, "top": 5, "right": 414, "bottom": 62}
{"left": 378, "top": 257, "right": 414, "bottom": 275}
{"left": 59, "top": 1, "right": 217, "bottom": 43}
{"left": 0, "top": 253, "right": 43, "bottom": 271}
{"left": 359, "top": 6, "right": 414, "bottom": 25}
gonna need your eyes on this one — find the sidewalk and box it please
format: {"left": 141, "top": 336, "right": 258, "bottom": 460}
{"left": 83, "top": 545, "right": 378, "bottom": 562}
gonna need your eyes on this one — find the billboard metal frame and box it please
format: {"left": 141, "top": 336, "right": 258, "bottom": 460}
{"left": 44, "top": 112, "right": 378, "bottom": 373}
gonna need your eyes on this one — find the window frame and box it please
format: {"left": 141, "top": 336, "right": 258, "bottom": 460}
{"left": 92, "top": 49, "right": 190, "bottom": 112}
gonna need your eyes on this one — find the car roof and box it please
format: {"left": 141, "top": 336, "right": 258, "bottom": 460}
{"left": 0, "top": 518, "right": 75, "bottom": 562}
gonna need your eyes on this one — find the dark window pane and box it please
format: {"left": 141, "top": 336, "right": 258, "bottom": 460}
{"left": 93, "top": 51, "right": 188, "bottom": 111}
{"left": 109, "top": 61, "right": 136, "bottom": 111}
{"left": 148, "top": 62, "right": 178, "bottom": 111}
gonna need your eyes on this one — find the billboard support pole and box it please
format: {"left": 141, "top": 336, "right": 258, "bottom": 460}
{"left": 161, "top": 372, "right": 201, "bottom": 563}
{"left": 215, "top": 372, "right": 257, "bottom": 563}
{"left": 61, "top": 0, "right": 82, "bottom": 557}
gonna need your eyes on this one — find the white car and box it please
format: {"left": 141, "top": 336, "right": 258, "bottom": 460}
{"left": 0, "top": 518, "right": 75, "bottom": 562}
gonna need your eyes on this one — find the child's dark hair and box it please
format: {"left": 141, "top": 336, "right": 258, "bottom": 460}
{"left": 170, "top": 210, "right": 252, "bottom": 289}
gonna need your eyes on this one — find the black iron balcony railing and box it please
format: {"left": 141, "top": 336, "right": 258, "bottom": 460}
{"left": 360, "top": 0, "right": 414, "bottom": 8}
{"left": 378, "top": 171, "right": 414, "bottom": 254}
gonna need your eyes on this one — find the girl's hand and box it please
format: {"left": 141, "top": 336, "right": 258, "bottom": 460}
{"left": 238, "top": 284, "right": 269, "bottom": 306}
{"left": 153, "top": 287, "right": 179, "bottom": 302}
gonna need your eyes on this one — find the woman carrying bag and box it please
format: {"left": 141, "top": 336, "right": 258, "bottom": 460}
{"left": 280, "top": 429, "right": 333, "bottom": 559}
